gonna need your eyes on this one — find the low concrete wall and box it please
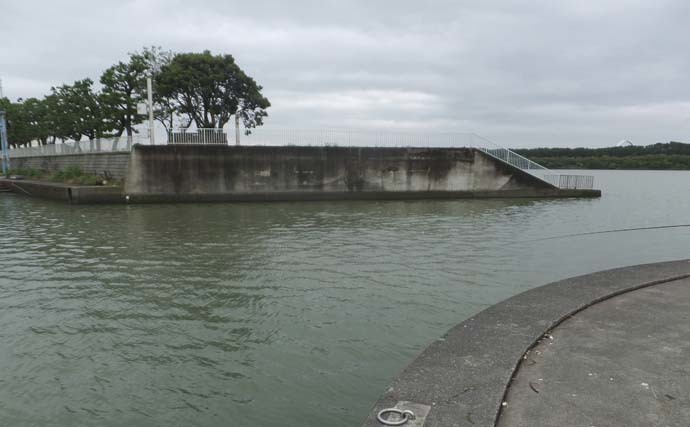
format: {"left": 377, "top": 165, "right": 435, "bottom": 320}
{"left": 125, "top": 145, "right": 560, "bottom": 200}
{"left": 11, "top": 152, "right": 130, "bottom": 180}
{"left": 6, "top": 180, "right": 71, "bottom": 201}
{"left": 1, "top": 179, "right": 124, "bottom": 204}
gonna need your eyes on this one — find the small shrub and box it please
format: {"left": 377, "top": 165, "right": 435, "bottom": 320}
{"left": 10, "top": 165, "right": 110, "bottom": 186}
{"left": 8, "top": 168, "right": 44, "bottom": 177}
{"left": 76, "top": 175, "right": 101, "bottom": 186}
{"left": 51, "top": 166, "right": 84, "bottom": 182}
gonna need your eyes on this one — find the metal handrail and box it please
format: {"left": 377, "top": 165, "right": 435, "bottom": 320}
{"left": 544, "top": 174, "right": 594, "bottom": 190}
{"left": 7, "top": 136, "right": 140, "bottom": 158}
{"left": 470, "top": 134, "right": 594, "bottom": 190}
{"left": 168, "top": 128, "right": 227, "bottom": 145}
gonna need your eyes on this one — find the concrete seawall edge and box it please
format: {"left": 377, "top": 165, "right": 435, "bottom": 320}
{"left": 0, "top": 178, "right": 599, "bottom": 204}
{"left": 361, "top": 259, "right": 690, "bottom": 427}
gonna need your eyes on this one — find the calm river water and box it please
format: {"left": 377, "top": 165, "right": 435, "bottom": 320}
{"left": 1, "top": 170, "right": 689, "bottom": 426}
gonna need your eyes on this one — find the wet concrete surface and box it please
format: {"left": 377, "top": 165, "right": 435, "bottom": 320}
{"left": 498, "top": 277, "right": 690, "bottom": 427}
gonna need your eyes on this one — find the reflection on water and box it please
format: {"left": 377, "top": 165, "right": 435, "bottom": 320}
{"left": 0, "top": 170, "right": 689, "bottom": 426}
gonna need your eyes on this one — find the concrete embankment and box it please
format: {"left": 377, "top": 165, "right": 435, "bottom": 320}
{"left": 0, "top": 179, "right": 123, "bottom": 204}
{"left": 124, "top": 145, "right": 600, "bottom": 202}
{"left": 361, "top": 260, "right": 690, "bottom": 427}
{"left": 5, "top": 145, "right": 600, "bottom": 203}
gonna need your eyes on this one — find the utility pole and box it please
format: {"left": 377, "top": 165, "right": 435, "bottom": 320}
{"left": 147, "top": 77, "right": 155, "bottom": 145}
{"left": 0, "top": 78, "right": 4, "bottom": 99}
{"left": 0, "top": 110, "right": 9, "bottom": 175}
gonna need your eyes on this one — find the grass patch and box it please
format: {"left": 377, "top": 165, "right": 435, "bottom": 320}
{"left": 7, "top": 167, "right": 45, "bottom": 178}
{"left": 8, "top": 166, "right": 120, "bottom": 186}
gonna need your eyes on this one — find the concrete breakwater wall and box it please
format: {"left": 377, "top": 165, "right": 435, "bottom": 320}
{"left": 7, "top": 145, "right": 600, "bottom": 203}
{"left": 11, "top": 152, "right": 130, "bottom": 180}
{"left": 123, "top": 145, "right": 565, "bottom": 201}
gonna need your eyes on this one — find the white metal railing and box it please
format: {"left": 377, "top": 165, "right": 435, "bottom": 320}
{"left": 8, "top": 136, "right": 140, "bottom": 158}
{"left": 475, "top": 147, "right": 548, "bottom": 171}
{"left": 470, "top": 134, "right": 594, "bottom": 190}
{"left": 241, "top": 128, "right": 479, "bottom": 147}
{"left": 168, "top": 128, "right": 228, "bottom": 144}
{"left": 544, "top": 174, "right": 594, "bottom": 190}
{"left": 166, "top": 128, "right": 482, "bottom": 147}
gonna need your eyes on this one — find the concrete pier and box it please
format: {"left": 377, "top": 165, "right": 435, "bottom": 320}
{"left": 4, "top": 145, "right": 601, "bottom": 203}
{"left": 124, "top": 145, "right": 563, "bottom": 198}
{"left": 362, "top": 260, "right": 690, "bottom": 427}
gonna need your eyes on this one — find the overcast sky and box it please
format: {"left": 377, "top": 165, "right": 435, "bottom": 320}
{"left": 2, "top": 0, "right": 689, "bottom": 147}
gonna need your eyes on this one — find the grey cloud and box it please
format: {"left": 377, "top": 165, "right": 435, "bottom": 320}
{"left": 2, "top": 0, "right": 689, "bottom": 147}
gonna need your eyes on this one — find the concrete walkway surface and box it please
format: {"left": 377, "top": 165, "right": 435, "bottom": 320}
{"left": 498, "top": 277, "right": 690, "bottom": 427}
{"left": 362, "top": 260, "right": 690, "bottom": 427}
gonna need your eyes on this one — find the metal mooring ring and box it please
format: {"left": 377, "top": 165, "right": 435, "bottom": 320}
{"left": 376, "top": 408, "right": 416, "bottom": 426}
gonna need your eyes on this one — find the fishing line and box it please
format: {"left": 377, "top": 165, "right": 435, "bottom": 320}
{"left": 531, "top": 224, "right": 690, "bottom": 242}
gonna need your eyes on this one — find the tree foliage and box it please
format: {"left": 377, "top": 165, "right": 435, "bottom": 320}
{"left": 48, "top": 79, "right": 109, "bottom": 141}
{"left": 99, "top": 55, "right": 148, "bottom": 136}
{"left": 0, "top": 97, "right": 51, "bottom": 147}
{"left": 156, "top": 50, "right": 270, "bottom": 131}
{"left": 1, "top": 47, "right": 270, "bottom": 146}
{"left": 132, "top": 46, "right": 180, "bottom": 130}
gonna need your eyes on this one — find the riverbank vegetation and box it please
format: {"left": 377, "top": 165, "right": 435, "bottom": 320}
{"left": 7, "top": 166, "right": 116, "bottom": 186}
{"left": 0, "top": 47, "right": 270, "bottom": 148}
{"left": 515, "top": 142, "right": 690, "bottom": 170}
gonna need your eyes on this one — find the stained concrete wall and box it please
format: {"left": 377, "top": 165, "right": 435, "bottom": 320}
{"left": 11, "top": 152, "right": 130, "bottom": 180}
{"left": 124, "top": 145, "right": 555, "bottom": 200}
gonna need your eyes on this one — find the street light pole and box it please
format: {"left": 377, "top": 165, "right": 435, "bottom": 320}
{"left": 147, "top": 77, "right": 155, "bottom": 145}
{"left": 235, "top": 114, "right": 240, "bottom": 146}
{"left": 0, "top": 110, "right": 9, "bottom": 175}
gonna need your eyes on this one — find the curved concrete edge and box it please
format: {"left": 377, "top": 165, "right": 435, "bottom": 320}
{"left": 361, "top": 259, "right": 690, "bottom": 427}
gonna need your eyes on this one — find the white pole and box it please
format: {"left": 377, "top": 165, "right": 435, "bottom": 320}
{"left": 147, "top": 77, "right": 155, "bottom": 145}
{"left": 235, "top": 114, "right": 240, "bottom": 146}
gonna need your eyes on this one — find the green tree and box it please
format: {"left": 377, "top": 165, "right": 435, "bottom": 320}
{"left": 0, "top": 98, "right": 30, "bottom": 147}
{"left": 156, "top": 50, "right": 270, "bottom": 131}
{"left": 132, "top": 46, "right": 180, "bottom": 130}
{"left": 49, "top": 79, "right": 110, "bottom": 140}
{"left": 21, "top": 98, "right": 51, "bottom": 145}
{"left": 100, "top": 55, "right": 148, "bottom": 136}
{"left": 43, "top": 92, "right": 67, "bottom": 143}
{"left": 0, "top": 97, "right": 52, "bottom": 147}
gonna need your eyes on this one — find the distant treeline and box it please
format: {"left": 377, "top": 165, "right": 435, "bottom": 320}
{"left": 515, "top": 142, "right": 690, "bottom": 170}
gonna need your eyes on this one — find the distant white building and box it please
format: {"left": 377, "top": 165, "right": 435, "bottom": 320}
{"left": 616, "top": 139, "right": 633, "bottom": 147}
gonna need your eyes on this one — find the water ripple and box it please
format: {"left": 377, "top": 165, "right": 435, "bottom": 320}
{"left": 0, "top": 171, "right": 689, "bottom": 426}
